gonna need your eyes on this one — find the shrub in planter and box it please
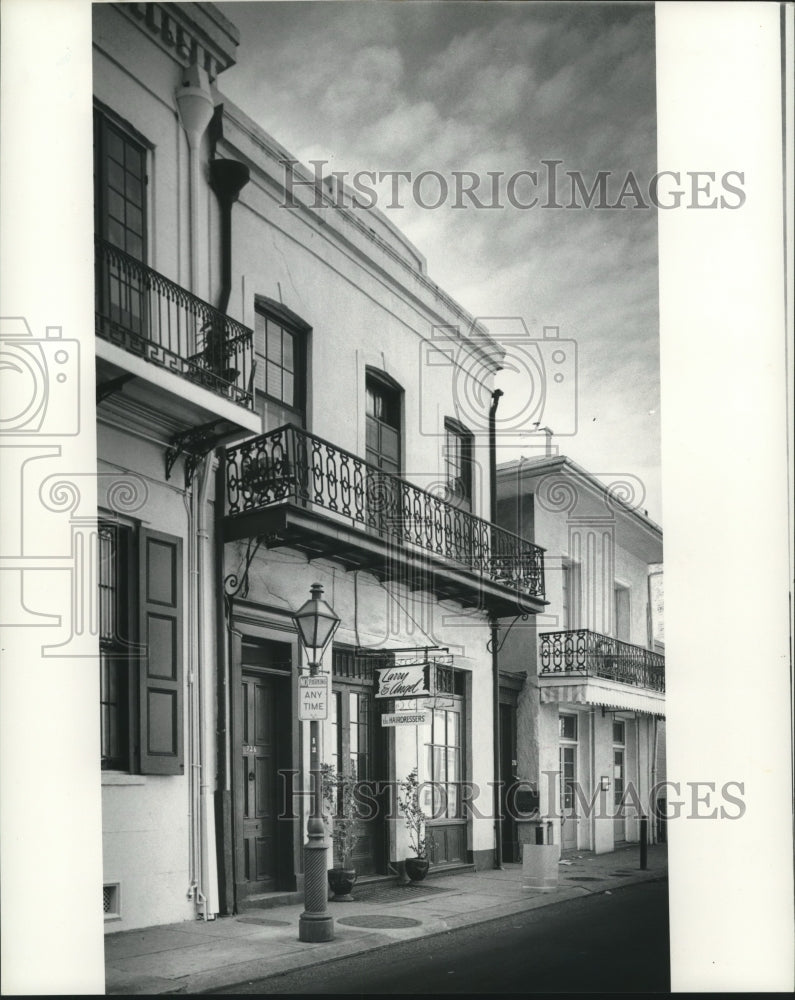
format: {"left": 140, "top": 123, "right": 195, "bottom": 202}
{"left": 322, "top": 766, "right": 361, "bottom": 901}
{"left": 398, "top": 767, "right": 431, "bottom": 881}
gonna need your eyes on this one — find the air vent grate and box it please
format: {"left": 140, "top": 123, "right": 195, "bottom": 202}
{"left": 103, "top": 883, "right": 121, "bottom": 919}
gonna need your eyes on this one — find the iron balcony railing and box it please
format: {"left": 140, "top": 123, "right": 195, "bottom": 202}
{"left": 95, "top": 236, "right": 255, "bottom": 409}
{"left": 226, "top": 424, "right": 545, "bottom": 600}
{"left": 539, "top": 629, "right": 665, "bottom": 692}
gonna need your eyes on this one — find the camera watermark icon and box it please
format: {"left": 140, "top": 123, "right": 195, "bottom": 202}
{"left": 532, "top": 469, "right": 648, "bottom": 633}
{"left": 0, "top": 317, "right": 80, "bottom": 436}
{"left": 418, "top": 318, "right": 577, "bottom": 440}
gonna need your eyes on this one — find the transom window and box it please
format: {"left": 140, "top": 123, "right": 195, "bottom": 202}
{"left": 559, "top": 713, "right": 578, "bottom": 741}
{"left": 613, "top": 720, "right": 626, "bottom": 745}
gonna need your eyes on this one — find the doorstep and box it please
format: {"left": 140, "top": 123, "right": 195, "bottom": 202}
{"left": 236, "top": 890, "right": 302, "bottom": 912}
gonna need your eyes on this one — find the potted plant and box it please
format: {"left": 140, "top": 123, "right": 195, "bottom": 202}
{"left": 322, "top": 767, "right": 361, "bottom": 901}
{"left": 398, "top": 767, "right": 431, "bottom": 881}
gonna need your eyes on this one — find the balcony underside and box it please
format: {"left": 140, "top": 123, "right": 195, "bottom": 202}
{"left": 223, "top": 502, "right": 547, "bottom": 618}
{"left": 96, "top": 348, "right": 261, "bottom": 437}
{"left": 538, "top": 674, "right": 665, "bottom": 716}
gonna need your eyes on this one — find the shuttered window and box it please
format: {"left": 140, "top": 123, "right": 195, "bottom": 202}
{"left": 138, "top": 529, "right": 184, "bottom": 775}
{"left": 96, "top": 520, "right": 183, "bottom": 775}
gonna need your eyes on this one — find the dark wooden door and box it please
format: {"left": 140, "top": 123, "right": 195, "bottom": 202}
{"left": 236, "top": 671, "right": 279, "bottom": 898}
{"left": 499, "top": 703, "right": 518, "bottom": 862}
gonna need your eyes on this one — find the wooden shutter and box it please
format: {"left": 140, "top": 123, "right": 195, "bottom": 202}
{"left": 138, "top": 529, "right": 184, "bottom": 775}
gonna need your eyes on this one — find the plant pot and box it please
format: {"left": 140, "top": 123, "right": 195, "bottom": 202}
{"left": 327, "top": 867, "right": 357, "bottom": 901}
{"left": 405, "top": 857, "right": 430, "bottom": 882}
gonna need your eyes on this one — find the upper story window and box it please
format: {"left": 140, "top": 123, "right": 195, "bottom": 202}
{"left": 614, "top": 583, "right": 631, "bottom": 642}
{"left": 94, "top": 107, "right": 147, "bottom": 260}
{"left": 253, "top": 299, "right": 307, "bottom": 428}
{"left": 562, "top": 558, "right": 581, "bottom": 630}
{"left": 365, "top": 369, "right": 401, "bottom": 475}
{"left": 444, "top": 418, "right": 473, "bottom": 511}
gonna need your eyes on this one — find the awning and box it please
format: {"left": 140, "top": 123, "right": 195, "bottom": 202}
{"left": 538, "top": 675, "right": 665, "bottom": 716}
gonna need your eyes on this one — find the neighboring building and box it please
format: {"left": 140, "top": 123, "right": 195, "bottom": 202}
{"left": 496, "top": 455, "right": 665, "bottom": 857}
{"left": 93, "top": 2, "right": 545, "bottom": 933}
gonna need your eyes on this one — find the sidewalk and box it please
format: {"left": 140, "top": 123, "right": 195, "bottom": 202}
{"left": 104, "top": 844, "right": 667, "bottom": 995}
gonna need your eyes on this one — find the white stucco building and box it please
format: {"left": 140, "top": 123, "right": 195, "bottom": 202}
{"left": 93, "top": 1, "right": 545, "bottom": 932}
{"left": 496, "top": 454, "right": 665, "bottom": 857}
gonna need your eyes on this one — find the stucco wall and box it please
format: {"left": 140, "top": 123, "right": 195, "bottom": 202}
{"left": 232, "top": 543, "right": 497, "bottom": 865}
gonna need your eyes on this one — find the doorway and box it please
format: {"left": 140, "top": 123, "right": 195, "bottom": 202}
{"left": 499, "top": 702, "right": 518, "bottom": 862}
{"left": 613, "top": 719, "right": 626, "bottom": 843}
{"left": 232, "top": 638, "right": 293, "bottom": 904}
{"left": 559, "top": 713, "right": 579, "bottom": 851}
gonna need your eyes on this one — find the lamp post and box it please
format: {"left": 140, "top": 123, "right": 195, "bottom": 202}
{"left": 292, "top": 582, "right": 340, "bottom": 943}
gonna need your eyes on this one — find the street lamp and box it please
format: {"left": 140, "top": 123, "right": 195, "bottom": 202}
{"left": 292, "top": 582, "right": 340, "bottom": 943}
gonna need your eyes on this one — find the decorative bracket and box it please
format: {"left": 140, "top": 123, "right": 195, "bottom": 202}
{"left": 486, "top": 613, "right": 531, "bottom": 654}
{"left": 165, "top": 418, "right": 225, "bottom": 485}
{"left": 223, "top": 535, "right": 265, "bottom": 611}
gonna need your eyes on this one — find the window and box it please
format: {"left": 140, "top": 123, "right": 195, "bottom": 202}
{"left": 444, "top": 418, "right": 474, "bottom": 510}
{"left": 99, "top": 523, "right": 134, "bottom": 769}
{"left": 614, "top": 584, "right": 631, "bottom": 642}
{"left": 559, "top": 713, "right": 578, "bottom": 741}
{"left": 94, "top": 108, "right": 147, "bottom": 260}
{"left": 613, "top": 722, "right": 626, "bottom": 808}
{"left": 425, "top": 703, "right": 463, "bottom": 820}
{"left": 253, "top": 300, "right": 307, "bottom": 426}
{"left": 612, "top": 720, "right": 626, "bottom": 745}
{"left": 97, "top": 519, "right": 184, "bottom": 775}
{"left": 365, "top": 370, "right": 401, "bottom": 475}
{"left": 562, "top": 559, "right": 581, "bottom": 630}
{"left": 94, "top": 107, "right": 149, "bottom": 341}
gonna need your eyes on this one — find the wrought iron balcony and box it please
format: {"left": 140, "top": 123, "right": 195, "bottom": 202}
{"left": 224, "top": 424, "right": 545, "bottom": 607}
{"left": 540, "top": 629, "right": 664, "bottom": 692}
{"left": 95, "top": 236, "right": 255, "bottom": 408}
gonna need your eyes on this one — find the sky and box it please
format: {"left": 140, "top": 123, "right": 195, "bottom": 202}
{"left": 215, "top": 0, "right": 662, "bottom": 523}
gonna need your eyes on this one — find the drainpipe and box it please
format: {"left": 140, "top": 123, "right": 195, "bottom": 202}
{"left": 209, "top": 159, "right": 250, "bottom": 315}
{"left": 175, "top": 64, "right": 215, "bottom": 295}
{"left": 176, "top": 64, "right": 215, "bottom": 920}
{"left": 197, "top": 455, "right": 220, "bottom": 919}
{"left": 489, "top": 389, "right": 504, "bottom": 869}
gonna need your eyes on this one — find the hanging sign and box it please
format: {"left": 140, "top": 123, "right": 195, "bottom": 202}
{"left": 375, "top": 662, "right": 432, "bottom": 699}
{"left": 298, "top": 674, "right": 330, "bottom": 720}
{"left": 381, "top": 710, "right": 431, "bottom": 727}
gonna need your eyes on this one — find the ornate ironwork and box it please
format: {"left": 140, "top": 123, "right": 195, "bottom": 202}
{"left": 539, "top": 629, "right": 665, "bottom": 692}
{"left": 224, "top": 424, "right": 545, "bottom": 601}
{"left": 95, "top": 236, "right": 254, "bottom": 409}
{"left": 165, "top": 419, "right": 224, "bottom": 484}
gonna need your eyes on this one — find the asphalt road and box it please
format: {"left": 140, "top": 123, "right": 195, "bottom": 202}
{"left": 214, "top": 879, "right": 669, "bottom": 995}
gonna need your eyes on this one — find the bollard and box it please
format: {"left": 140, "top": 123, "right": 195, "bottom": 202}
{"left": 640, "top": 815, "right": 648, "bottom": 870}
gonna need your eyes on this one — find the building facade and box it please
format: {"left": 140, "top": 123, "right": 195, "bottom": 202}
{"left": 496, "top": 455, "right": 665, "bottom": 857}
{"left": 93, "top": 2, "right": 545, "bottom": 933}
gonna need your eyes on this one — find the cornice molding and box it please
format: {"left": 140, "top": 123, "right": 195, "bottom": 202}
{"left": 114, "top": 2, "right": 239, "bottom": 81}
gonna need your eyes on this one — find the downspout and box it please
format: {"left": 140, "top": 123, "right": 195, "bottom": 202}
{"left": 175, "top": 63, "right": 215, "bottom": 919}
{"left": 175, "top": 64, "right": 215, "bottom": 294}
{"left": 197, "top": 455, "right": 219, "bottom": 919}
{"left": 489, "top": 389, "right": 504, "bottom": 870}
{"left": 209, "top": 158, "right": 250, "bottom": 315}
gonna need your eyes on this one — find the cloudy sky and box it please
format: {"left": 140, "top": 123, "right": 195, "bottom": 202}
{"left": 216, "top": 0, "right": 662, "bottom": 522}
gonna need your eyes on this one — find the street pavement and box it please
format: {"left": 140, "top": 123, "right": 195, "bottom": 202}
{"left": 104, "top": 844, "right": 667, "bottom": 995}
{"left": 215, "top": 880, "right": 670, "bottom": 994}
